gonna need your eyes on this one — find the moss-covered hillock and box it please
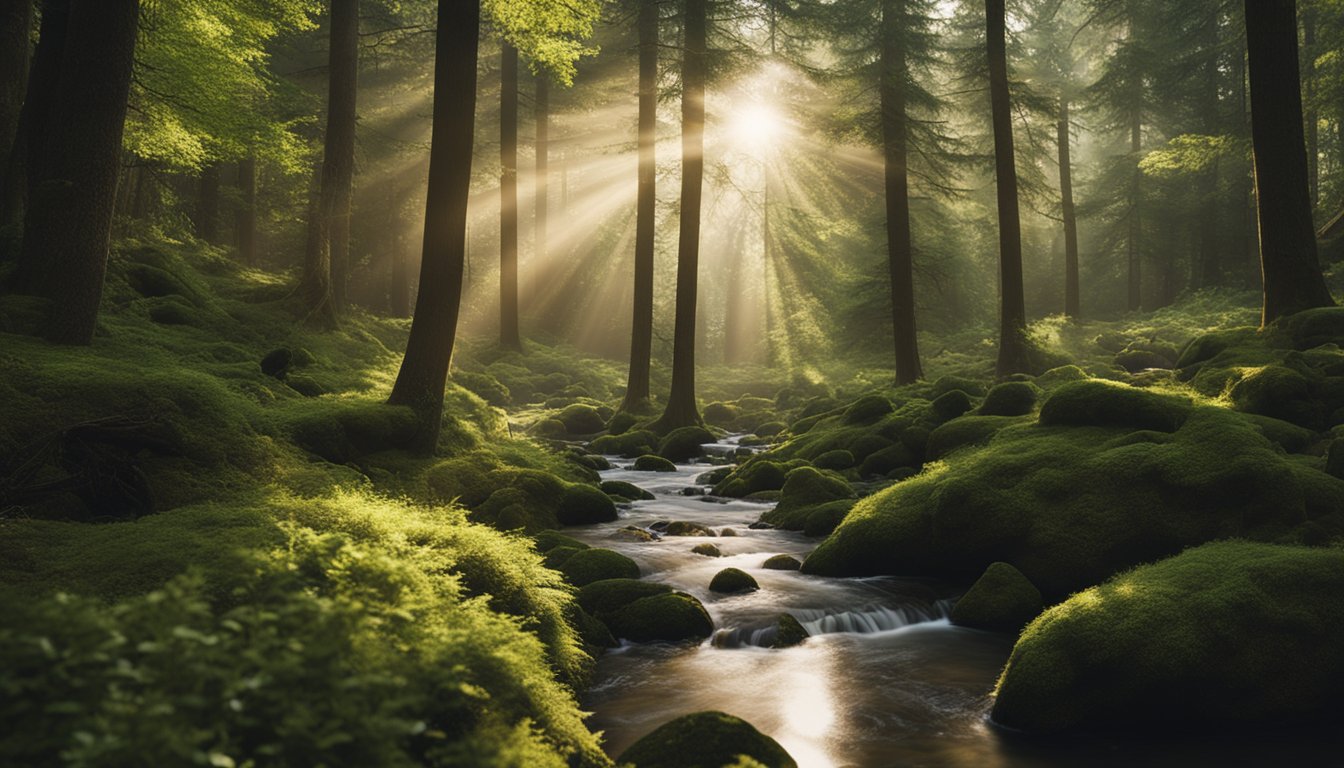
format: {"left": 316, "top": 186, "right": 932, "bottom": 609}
{"left": 992, "top": 542, "right": 1344, "bottom": 733}
{"left": 950, "top": 562, "right": 1043, "bottom": 633}
{"left": 760, "top": 467, "right": 855, "bottom": 531}
{"left": 617, "top": 711, "right": 797, "bottom": 768}
{"left": 658, "top": 426, "right": 716, "bottom": 461}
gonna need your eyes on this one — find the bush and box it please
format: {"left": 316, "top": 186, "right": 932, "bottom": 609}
{"left": 992, "top": 542, "right": 1344, "bottom": 733}
{"left": 617, "top": 711, "right": 796, "bottom": 768}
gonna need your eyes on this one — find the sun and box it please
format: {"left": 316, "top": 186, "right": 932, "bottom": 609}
{"left": 728, "top": 102, "right": 785, "bottom": 146}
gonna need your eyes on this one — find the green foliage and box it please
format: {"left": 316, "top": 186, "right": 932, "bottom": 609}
{"left": 484, "top": 0, "right": 601, "bottom": 86}
{"left": 1139, "top": 134, "right": 1242, "bottom": 178}
{"left": 993, "top": 542, "right": 1344, "bottom": 732}
{"left": 617, "top": 711, "right": 797, "bottom": 768}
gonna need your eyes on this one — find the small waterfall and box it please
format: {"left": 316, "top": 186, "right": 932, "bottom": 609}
{"left": 711, "top": 600, "right": 954, "bottom": 649}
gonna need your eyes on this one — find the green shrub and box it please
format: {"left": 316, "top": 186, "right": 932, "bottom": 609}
{"left": 617, "top": 711, "right": 796, "bottom": 768}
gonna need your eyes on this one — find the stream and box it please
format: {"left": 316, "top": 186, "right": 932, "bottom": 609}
{"left": 572, "top": 440, "right": 1344, "bottom": 767}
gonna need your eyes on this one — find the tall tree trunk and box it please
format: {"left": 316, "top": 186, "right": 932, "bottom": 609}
{"left": 389, "top": 223, "right": 410, "bottom": 317}
{"left": 387, "top": 0, "right": 479, "bottom": 452}
{"left": 499, "top": 42, "right": 522, "bottom": 351}
{"left": 653, "top": 0, "right": 706, "bottom": 431}
{"left": 622, "top": 0, "right": 657, "bottom": 412}
{"left": 535, "top": 73, "right": 549, "bottom": 271}
{"left": 1245, "top": 0, "right": 1333, "bottom": 324}
{"left": 1058, "top": 96, "right": 1080, "bottom": 318}
{"left": 881, "top": 0, "right": 923, "bottom": 385}
{"left": 987, "top": 0, "right": 1029, "bottom": 377}
{"left": 235, "top": 154, "right": 257, "bottom": 265}
{"left": 1128, "top": 112, "right": 1142, "bottom": 311}
{"left": 19, "top": 0, "right": 138, "bottom": 344}
{"left": 301, "top": 0, "right": 357, "bottom": 325}
{"left": 763, "top": 172, "right": 777, "bottom": 367}
{"left": 195, "top": 163, "right": 220, "bottom": 243}
{"left": 1303, "top": 7, "right": 1318, "bottom": 208}
{"left": 0, "top": 0, "right": 32, "bottom": 163}
{"left": 1195, "top": 9, "right": 1221, "bottom": 289}
{"left": 2, "top": 0, "right": 66, "bottom": 263}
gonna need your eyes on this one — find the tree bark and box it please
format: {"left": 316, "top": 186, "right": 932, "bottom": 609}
{"left": 987, "top": 0, "right": 1029, "bottom": 377}
{"left": 195, "top": 163, "right": 220, "bottom": 243}
{"left": 1058, "top": 96, "right": 1080, "bottom": 318}
{"left": 1128, "top": 111, "right": 1142, "bottom": 310}
{"left": 535, "top": 72, "right": 549, "bottom": 270}
{"left": 387, "top": 0, "right": 479, "bottom": 452}
{"left": 2, "top": 0, "right": 65, "bottom": 262}
{"left": 0, "top": 0, "right": 32, "bottom": 165}
{"left": 622, "top": 0, "right": 657, "bottom": 412}
{"left": 1303, "top": 8, "right": 1318, "bottom": 208}
{"left": 1245, "top": 0, "right": 1333, "bottom": 324}
{"left": 653, "top": 0, "right": 706, "bottom": 431}
{"left": 235, "top": 155, "right": 257, "bottom": 265}
{"left": 389, "top": 223, "right": 410, "bottom": 317}
{"left": 19, "top": 0, "right": 138, "bottom": 344}
{"left": 499, "top": 42, "right": 522, "bottom": 351}
{"left": 301, "top": 0, "right": 357, "bottom": 325}
{"left": 880, "top": 0, "right": 923, "bottom": 385}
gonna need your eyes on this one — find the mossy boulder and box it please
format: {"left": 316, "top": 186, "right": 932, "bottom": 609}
{"left": 802, "top": 500, "right": 854, "bottom": 537}
{"left": 665, "top": 521, "right": 716, "bottom": 537}
{"left": 979, "top": 382, "right": 1038, "bottom": 417}
{"left": 992, "top": 542, "right": 1344, "bottom": 733}
{"left": 950, "top": 562, "right": 1043, "bottom": 633}
{"left": 424, "top": 453, "right": 501, "bottom": 507}
{"left": 534, "top": 530, "right": 589, "bottom": 554}
{"left": 543, "top": 546, "right": 584, "bottom": 570}
{"left": 591, "top": 429, "right": 659, "bottom": 458}
{"left": 1228, "top": 364, "right": 1323, "bottom": 429}
{"left": 557, "top": 548, "right": 640, "bottom": 587}
{"left": 1115, "top": 349, "right": 1172, "bottom": 373}
{"left": 604, "top": 592, "right": 714, "bottom": 643}
{"left": 533, "top": 418, "right": 568, "bottom": 439}
{"left": 769, "top": 614, "right": 809, "bottom": 649}
{"left": 813, "top": 449, "right": 855, "bottom": 470}
{"left": 703, "top": 402, "right": 740, "bottom": 427}
{"left": 804, "top": 404, "right": 1344, "bottom": 600}
{"left": 557, "top": 403, "right": 607, "bottom": 435}
{"left": 606, "top": 411, "right": 640, "bottom": 436}
{"left": 617, "top": 711, "right": 796, "bottom": 768}
{"left": 1038, "top": 379, "right": 1191, "bottom": 432}
{"left": 600, "top": 480, "right": 655, "bottom": 501}
{"left": 658, "top": 426, "right": 716, "bottom": 462}
{"left": 556, "top": 483, "right": 618, "bottom": 525}
{"left": 761, "top": 467, "right": 855, "bottom": 530}
{"left": 843, "top": 394, "right": 894, "bottom": 425}
{"left": 858, "top": 444, "right": 917, "bottom": 478}
{"left": 754, "top": 421, "right": 786, "bottom": 437}
{"left": 709, "top": 567, "right": 759, "bottom": 594}
{"left": 452, "top": 370, "right": 511, "bottom": 406}
{"left": 925, "top": 415, "right": 1026, "bottom": 460}
{"left": 713, "top": 459, "right": 791, "bottom": 497}
{"left": 633, "top": 454, "right": 677, "bottom": 472}
{"left": 932, "top": 375, "right": 988, "bottom": 398}
{"left": 931, "top": 389, "right": 973, "bottom": 420}
{"left": 691, "top": 542, "right": 723, "bottom": 557}
{"left": 762, "top": 554, "right": 801, "bottom": 571}
{"left": 576, "top": 578, "right": 672, "bottom": 618}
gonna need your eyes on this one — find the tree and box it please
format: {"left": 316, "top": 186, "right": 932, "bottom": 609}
{"left": 620, "top": 0, "right": 659, "bottom": 413}
{"left": 236, "top": 155, "right": 258, "bottom": 264}
{"left": 499, "top": 42, "right": 522, "bottom": 351}
{"left": 986, "top": 0, "right": 1029, "bottom": 376}
{"left": 0, "top": 0, "right": 31, "bottom": 165}
{"left": 1058, "top": 95, "right": 1080, "bottom": 318}
{"left": 18, "top": 0, "right": 139, "bottom": 345}
{"left": 195, "top": 163, "right": 221, "bottom": 243}
{"left": 387, "top": 0, "right": 480, "bottom": 452}
{"left": 301, "top": 0, "right": 358, "bottom": 326}
{"left": 652, "top": 0, "right": 708, "bottom": 431}
{"left": 1245, "top": 0, "right": 1334, "bottom": 323}
{"left": 2, "top": 0, "right": 66, "bottom": 259}
{"left": 535, "top": 72, "right": 549, "bottom": 270}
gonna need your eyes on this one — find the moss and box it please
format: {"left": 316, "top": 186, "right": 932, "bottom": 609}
{"left": 691, "top": 542, "right": 723, "bottom": 557}
{"left": 452, "top": 370, "right": 511, "bottom": 407}
{"left": 606, "top": 411, "right": 639, "bottom": 436}
{"left": 557, "top": 548, "right": 640, "bottom": 587}
{"left": 926, "top": 415, "right": 1028, "bottom": 460}
{"left": 604, "top": 592, "right": 714, "bottom": 643}
{"left": 533, "top": 530, "right": 589, "bottom": 554}
{"left": 425, "top": 452, "right": 503, "bottom": 507}
{"left": 575, "top": 578, "right": 672, "bottom": 618}
{"left": 1243, "top": 414, "right": 1316, "bottom": 453}
{"left": 992, "top": 542, "right": 1344, "bottom": 733}
{"left": 950, "top": 562, "right": 1043, "bottom": 633}
{"left": 858, "top": 444, "right": 917, "bottom": 477}
{"left": 287, "top": 401, "right": 422, "bottom": 464}
{"left": 714, "top": 460, "right": 792, "bottom": 497}
{"left": 1034, "top": 365, "right": 1088, "bottom": 388}
{"left": 658, "top": 426, "right": 715, "bottom": 462}
{"left": 979, "top": 382, "right": 1038, "bottom": 416}
{"left": 843, "top": 394, "right": 894, "bottom": 425}
{"left": 703, "top": 402, "right": 740, "bottom": 426}
{"left": 1228, "top": 363, "right": 1323, "bottom": 429}
{"left": 932, "top": 375, "right": 988, "bottom": 398}
{"left": 556, "top": 484, "right": 618, "bottom": 525}
{"left": 1273, "top": 307, "right": 1344, "bottom": 350}
{"left": 709, "top": 567, "right": 759, "bottom": 594}
{"left": 762, "top": 554, "right": 801, "bottom": 571}
{"left": 542, "top": 546, "right": 584, "bottom": 570}
{"left": 804, "top": 405, "right": 1344, "bottom": 599}
{"left": 931, "top": 389, "right": 973, "bottom": 421}
{"left": 754, "top": 421, "right": 786, "bottom": 437}
{"left": 769, "top": 614, "right": 809, "bottom": 649}
{"left": 617, "top": 711, "right": 796, "bottom": 768}
{"left": 803, "top": 500, "right": 854, "bottom": 537}
{"left": 665, "top": 521, "right": 716, "bottom": 537}
{"left": 591, "top": 430, "right": 659, "bottom": 458}
{"left": 1115, "top": 349, "right": 1171, "bottom": 372}
{"left": 813, "top": 449, "right": 855, "bottom": 470}
{"left": 600, "top": 480, "right": 654, "bottom": 501}
{"left": 1328, "top": 439, "right": 1344, "bottom": 479}
{"left": 534, "top": 418, "right": 568, "bottom": 439}
{"left": 633, "top": 454, "right": 677, "bottom": 472}
{"left": 1176, "top": 327, "right": 1258, "bottom": 368}
{"left": 760, "top": 467, "right": 855, "bottom": 530}
{"left": 557, "top": 403, "right": 606, "bottom": 435}
{"left": 1038, "top": 379, "right": 1191, "bottom": 432}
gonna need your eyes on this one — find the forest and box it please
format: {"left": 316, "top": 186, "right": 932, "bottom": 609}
{"left": 3, "top": 0, "right": 1344, "bottom": 765}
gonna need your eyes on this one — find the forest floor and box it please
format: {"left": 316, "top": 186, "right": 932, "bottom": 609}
{"left": 3, "top": 237, "right": 1344, "bottom": 766}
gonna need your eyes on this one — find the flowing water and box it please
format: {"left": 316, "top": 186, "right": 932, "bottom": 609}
{"left": 573, "top": 441, "right": 1344, "bottom": 767}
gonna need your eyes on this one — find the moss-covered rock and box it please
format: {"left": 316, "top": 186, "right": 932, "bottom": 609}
{"left": 803, "top": 500, "right": 854, "bottom": 537}
{"left": 769, "top": 614, "right": 809, "bottom": 649}
{"left": 703, "top": 402, "right": 740, "bottom": 427}
{"left": 691, "top": 542, "right": 723, "bottom": 557}
{"left": 604, "top": 592, "right": 714, "bottom": 643}
{"left": 617, "top": 711, "right": 796, "bottom": 768}
{"left": 533, "top": 418, "right": 568, "bottom": 439}
{"left": 658, "top": 426, "right": 716, "bottom": 462}
{"left": 1038, "top": 379, "right": 1191, "bottom": 432}
{"left": 950, "top": 562, "right": 1043, "bottom": 633}
{"left": 931, "top": 389, "right": 973, "bottom": 420}
{"left": 453, "top": 370, "right": 511, "bottom": 406}
{"left": 754, "top": 421, "right": 786, "bottom": 437}
{"left": 542, "top": 545, "right": 584, "bottom": 570}
{"left": 932, "top": 375, "right": 988, "bottom": 398}
{"left": 925, "top": 415, "right": 1026, "bottom": 460}
{"left": 556, "top": 483, "right": 618, "bottom": 525}
{"left": 556, "top": 403, "right": 606, "bottom": 435}
{"left": 1228, "top": 364, "right": 1323, "bottom": 429}
{"left": 606, "top": 411, "right": 640, "bottom": 436}
{"left": 600, "top": 480, "right": 654, "bottom": 501}
{"left": 858, "top": 444, "right": 917, "bottom": 478}
{"left": 424, "top": 452, "right": 502, "bottom": 507}
{"left": 760, "top": 467, "right": 854, "bottom": 530}
{"left": 813, "top": 449, "right": 855, "bottom": 470}
{"left": 713, "top": 459, "right": 792, "bottom": 497}
{"left": 665, "top": 521, "right": 716, "bottom": 537}
{"left": 576, "top": 578, "right": 672, "bottom": 618}
{"left": 979, "top": 382, "right": 1038, "bottom": 417}
{"left": 557, "top": 548, "right": 640, "bottom": 587}
{"left": 633, "top": 454, "right": 677, "bottom": 472}
{"left": 762, "top": 554, "right": 801, "bottom": 571}
{"left": 533, "top": 530, "right": 589, "bottom": 554}
{"left": 1114, "top": 349, "right": 1172, "bottom": 373}
{"left": 804, "top": 404, "right": 1344, "bottom": 599}
{"left": 992, "top": 542, "right": 1344, "bottom": 733}
{"left": 843, "top": 394, "right": 894, "bottom": 425}
{"left": 709, "top": 567, "right": 759, "bottom": 594}
{"left": 591, "top": 429, "right": 659, "bottom": 458}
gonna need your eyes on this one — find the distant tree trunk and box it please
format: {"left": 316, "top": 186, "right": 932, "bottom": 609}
{"left": 389, "top": 224, "right": 410, "bottom": 317}
{"left": 2, "top": 0, "right": 66, "bottom": 261}
{"left": 19, "top": 0, "right": 138, "bottom": 344}
{"left": 987, "top": 0, "right": 1029, "bottom": 376}
{"left": 1245, "top": 0, "right": 1334, "bottom": 324}
{"left": 1058, "top": 96, "right": 1080, "bottom": 318}
{"left": 535, "top": 73, "right": 549, "bottom": 269}
{"left": 722, "top": 225, "right": 747, "bottom": 364}
{"left": 653, "top": 0, "right": 706, "bottom": 431}
{"left": 1303, "top": 8, "right": 1318, "bottom": 208}
{"left": 1128, "top": 113, "right": 1142, "bottom": 311}
{"left": 499, "top": 42, "right": 522, "bottom": 351}
{"left": 763, "top": 176, "right": 777, "bottom": 367}
{"left": 880, "top": 0, "right": 923, "bottom": 385}
{"left": 387, "top": 0, "right": 479, "bottom": 452}
{"left": 235, "top": 154, "right": 257, "bottom": 265}
{"left": 195, "top": 163, "right": 220, "bottom": 243}
{"left": 0, "top": 0, "right": 31, "bottom": 163}
{"left": 301, "top": 0, "right": 357, "bottom": 325}
{"left": 621, "top": 0, "right": 657, "bottom": 413}
{"left": 1195, "top": 10, "right": 1221, "bottom": 289}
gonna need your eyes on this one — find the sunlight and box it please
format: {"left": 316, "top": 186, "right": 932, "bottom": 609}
{"left": 729, "top": 102, "right": 785, "bottom": 147}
